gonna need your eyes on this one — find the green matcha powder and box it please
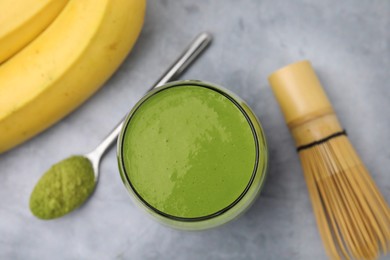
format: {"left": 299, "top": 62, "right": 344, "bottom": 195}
{"left": 29, "top": 156, "right": 96, "bottom": 220}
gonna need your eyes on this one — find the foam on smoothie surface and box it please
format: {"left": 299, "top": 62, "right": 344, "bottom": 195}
{"left": 122, "top": 85, "right": 257, "bottom": 218}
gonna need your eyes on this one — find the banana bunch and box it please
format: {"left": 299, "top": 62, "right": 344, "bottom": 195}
{"left": 0, "top": 0, "right": 69, "bottom": 63}
{"left": 0, "top": 0, "right": 146, "bottom": 153}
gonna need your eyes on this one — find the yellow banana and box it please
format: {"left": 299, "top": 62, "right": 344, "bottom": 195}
{"left": 0, "top": 0, "right": 69, "bottom": 63}
{"left": 0, "top": 0, "right": 146, "bottom": 153}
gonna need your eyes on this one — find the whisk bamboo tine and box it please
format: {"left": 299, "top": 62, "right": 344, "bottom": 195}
{"left": 334, "top": 139, "right": 388, "bottom": 253}
{"left": 342, "top": 141, "right": 381, "bottom": 201}
{"left": 321, "top": 156, "right": 363, "bottom": 257}
{"left": 269, "top": 60, "right": 390, "bottom": 260}
{"left": 317, "top": 145, "right": 361, "bottom": 256}
{"left": 310, "top": 147, "right": 352, "bottom": 258}
{"left": 301, "top": 153, "right": 341, "bottom": 259}
{"left": 343, "top": 140, "right": 390, "bottom": 217}
{"left": 329, "top": 141, "right": 379, "bottom": 259}
{"left": 342, "top": 139, "right": 390, "bottom": 240}
{"left": 354, "top": 164, "right": 390, "bottom": 250}
{"left": 303, "top": 151, "right": 347, "bottom": 258}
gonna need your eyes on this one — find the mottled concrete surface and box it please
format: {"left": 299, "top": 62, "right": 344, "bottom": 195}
{"left": 1, "top": 0, "right": 389, "bottom": 259}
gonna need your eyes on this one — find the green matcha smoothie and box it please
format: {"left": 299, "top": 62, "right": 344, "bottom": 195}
{"left": 118, "top": 81, "right": 268, "bottom": 229}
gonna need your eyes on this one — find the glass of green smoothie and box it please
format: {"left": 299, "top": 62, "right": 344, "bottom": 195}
{"left": 117, "top": 80, "right": 268, "bottom": 230}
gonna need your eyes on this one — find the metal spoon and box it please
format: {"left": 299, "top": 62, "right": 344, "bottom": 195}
{"left": 29, "top": 33, "right": 212, "bottom": 220}
{"left": 86, "top": 32, "right": 212, "bottom": 181}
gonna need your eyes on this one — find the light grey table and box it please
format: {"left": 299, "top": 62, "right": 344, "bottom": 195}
{"left": 1, "top": 1, "right": 389, "bottom": 259}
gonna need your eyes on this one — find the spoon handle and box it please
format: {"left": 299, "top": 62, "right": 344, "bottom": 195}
{"left": 152, "top": 32, "right": 212, "bottom": 89}
{"left": 90, "top": 32, "right": 212, "bottom": 159}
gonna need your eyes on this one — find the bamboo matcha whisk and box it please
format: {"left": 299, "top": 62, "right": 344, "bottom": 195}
{"left": 268, "top": 61, "right": 390, "bottom": 260}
